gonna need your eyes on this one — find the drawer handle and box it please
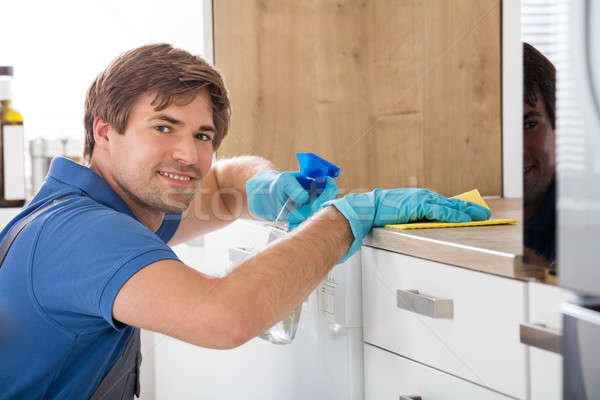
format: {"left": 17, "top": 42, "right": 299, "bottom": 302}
{"left": 399, "top": 396, "right": 422, "bottom": 400}
{"left": 396, "top": 289, "right": 453, "bottom": 319}
{"left": 519, "top": 323, "right": 562, "bottom": 354}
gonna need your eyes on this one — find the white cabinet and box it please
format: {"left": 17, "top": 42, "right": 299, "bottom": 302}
{"left": 364, "top": 343, "right": 511, "bottom": 399}
{"left": 362, "top": 245, "right": 574, "bottom": 400}
{"left": 525, "top": 282, "right": 575, "bottom": 400}
{"left": 362, "top": 246, "right": 528, "bottom": 399}
{"left": 144, "top": 220, "right": 365, "bottom": 400}
{"left": 142, "top": 220, "right": 276, "bottom": 400}
{"left": 141, "top": 221, "right": 273, "bottom": 400}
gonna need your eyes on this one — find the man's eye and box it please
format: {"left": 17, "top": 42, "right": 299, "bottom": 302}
{"left": 196, "top": 133, "right": 214, "bottom": 142}
{"left": 155, "top": 126, "right": 171, "bottom": 133}
{"left": 524, "top": 121, "right": 537, "bottom": 130}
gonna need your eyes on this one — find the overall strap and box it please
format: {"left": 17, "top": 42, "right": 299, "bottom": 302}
{"left": 0, "top": 197, "right": 72, "bottom": 267}
{"left": 89, "top": 328, "right": 142, "bottom": 400}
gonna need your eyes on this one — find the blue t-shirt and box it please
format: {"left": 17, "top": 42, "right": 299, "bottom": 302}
{"left": 0, "top": 157, "right": 181, "bottom": 399}
{"left": 524, "top": 179, "right": 556, "bottom": 265}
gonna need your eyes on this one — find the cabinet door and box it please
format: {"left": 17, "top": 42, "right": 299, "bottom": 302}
{"left": 148, "top": 221, "right": 277, "bottom": 400}
{"left": 213, "top": 0, "right": 502, "bottom": 196}
{"left": 364, "top": 343, "right": 511, "bottom": 400}
{"left": 527, "top": 282, "right": 575, "bottom": 400}
{"left": 362, "top": 247, "right": 527, "bottom": 398}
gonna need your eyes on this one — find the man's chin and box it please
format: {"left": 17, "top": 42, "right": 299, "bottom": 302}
{"left": 158, "top": 195, "right": 194, "bottom": 214}
{"left": 160, "top": 205, "right": 187, "bottom": 214}
{"left": 163, "top": 201, "right": 192, "bottom": 214}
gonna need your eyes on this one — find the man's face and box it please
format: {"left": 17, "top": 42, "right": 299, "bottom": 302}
{"left": 523, "top": 94, "right": 556, "bottom": 207}
{"left": 107, "top": 90, "right": 215, "bottom": 214}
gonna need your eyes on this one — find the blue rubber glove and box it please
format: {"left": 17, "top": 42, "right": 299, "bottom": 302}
{"left": 246, "top": 170, "right": 338, "bottom": 226}
{"left": 287, "top": 179, "right": 338, "bottom": 230}
{"left": 322, "top": 188, "right": 491, "bottom": 262}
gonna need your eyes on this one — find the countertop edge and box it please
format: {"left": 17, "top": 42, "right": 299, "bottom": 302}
{"left": 363, "top": 228, "right": 546, "bottom": 280}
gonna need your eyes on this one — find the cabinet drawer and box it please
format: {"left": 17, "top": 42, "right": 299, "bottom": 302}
{"left": 362, "top": 247, "right": 527, "bottom": 399}
{"left": 364, "top": 343, "right": 511, "bottom": 399}
{"left": 527, "top": 282, "right": 575, "bottom": 400}
{"left": 529, "top": 281, "right": 574, "bottom": 330}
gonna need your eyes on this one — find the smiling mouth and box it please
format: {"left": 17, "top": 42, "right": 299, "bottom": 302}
{"left": 158, "top": 171, "right": 193, "bottom": 182}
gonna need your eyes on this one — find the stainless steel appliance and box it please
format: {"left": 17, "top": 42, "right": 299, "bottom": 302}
{"left": 557, "top": 0, "right": 600, "bottom": 398}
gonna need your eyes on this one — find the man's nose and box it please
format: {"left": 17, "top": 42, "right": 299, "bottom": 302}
{"left": 171, "top": 135, "right": 198, "bottom": 165}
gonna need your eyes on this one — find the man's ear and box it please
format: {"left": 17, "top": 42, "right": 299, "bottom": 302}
{"left": 92, "top": 117, "right": 112, "bottom": 150}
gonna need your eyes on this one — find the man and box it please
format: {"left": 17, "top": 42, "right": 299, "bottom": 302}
{"left": 522, "top": 42, "right": 556, "bottom": 269}
{"left": 0, "top": 43, "right": 489, "bottom": 399}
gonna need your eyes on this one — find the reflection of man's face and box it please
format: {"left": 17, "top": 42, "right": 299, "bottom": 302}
{"left": 523, "top": 94, "right": 555, "bottom": 212}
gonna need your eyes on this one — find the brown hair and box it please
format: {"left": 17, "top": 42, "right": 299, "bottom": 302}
{"left": 523, "top": 42, "right": 556, "bottom": 128}
{"left": 83, "top": 43, "right": 230, "bottom": 162}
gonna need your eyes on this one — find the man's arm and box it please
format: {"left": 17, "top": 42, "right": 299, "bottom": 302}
{"left": 113, "top": 206, "right": 352, "bottom": 349}
{"left": 115, "top": 187, "right": 491, "bottom": 348}
{"left": 169, "top": 155, "right": 275, "bottom": 245}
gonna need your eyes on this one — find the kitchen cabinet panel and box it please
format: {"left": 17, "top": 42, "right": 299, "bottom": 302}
{"left": 364, "top": 343, "right": 511, "bottom": 399}
{"left": 527, "top": 282, "right": 575, "bottom": 400}
{"left": 362, "top": 246, "right": 527, "bottom": 398}
{"left": 213, "top": 0, "right": 501, "bottom": 196}
{"left": 422, "top": 0, "right": 502, "bottom": 196}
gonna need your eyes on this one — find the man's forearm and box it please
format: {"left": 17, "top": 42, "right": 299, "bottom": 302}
{"left": 212, "top": 206, "right": 353, "bottom": 342}
{"left": 212, "top": 155, "right": 276, "bottom": 220}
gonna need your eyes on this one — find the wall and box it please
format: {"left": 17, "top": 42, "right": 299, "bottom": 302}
{"left": 1, "top": 0, "right": 210, "bottom": 143}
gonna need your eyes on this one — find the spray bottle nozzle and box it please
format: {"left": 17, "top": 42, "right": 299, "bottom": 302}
{"left": 296, "top": 153, "right": 340, "bottom": 195}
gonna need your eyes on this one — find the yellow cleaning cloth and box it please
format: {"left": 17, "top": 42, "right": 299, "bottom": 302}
{"left": 384, "top": 189, "right": 519, "bottom": 231}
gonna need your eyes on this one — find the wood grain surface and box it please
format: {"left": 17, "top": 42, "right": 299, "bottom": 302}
{"left": 213, "top": 0, "right": 501, "bottom": 196}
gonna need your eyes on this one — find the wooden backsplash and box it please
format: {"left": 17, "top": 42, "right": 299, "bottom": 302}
{"left": 213, "top": 0, "right": 501, "bottom": 197}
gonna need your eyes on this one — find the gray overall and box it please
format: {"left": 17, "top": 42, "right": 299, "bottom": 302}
{"left": 0, "top": 198, "right": 142, "bottom": 400}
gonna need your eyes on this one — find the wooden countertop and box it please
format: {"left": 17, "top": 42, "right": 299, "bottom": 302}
{"left": 363, "top": 198, "right": 546, "bottom": 280}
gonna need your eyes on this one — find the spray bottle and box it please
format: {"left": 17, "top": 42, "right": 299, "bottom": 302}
{"left": 259, "top": 153, "right": 340, "bottom": 345}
